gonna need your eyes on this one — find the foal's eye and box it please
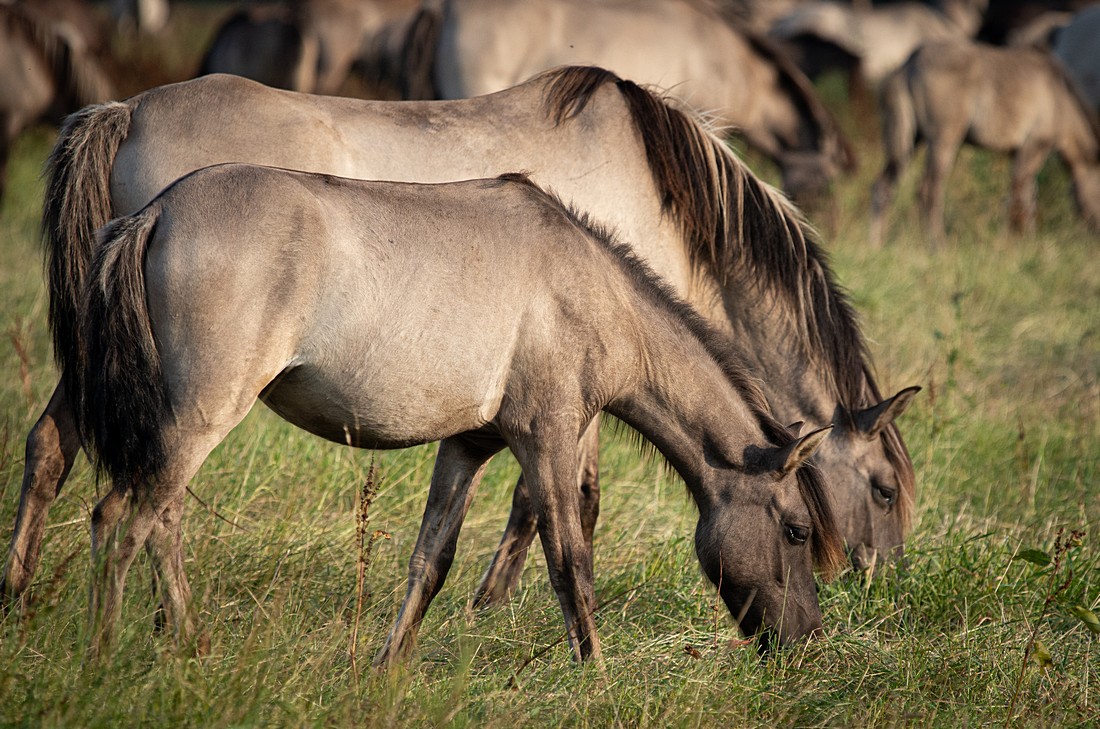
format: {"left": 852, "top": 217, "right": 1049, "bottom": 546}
{"left": 784, "top": 524, "right": 809, "bottom": 546}
{"left": 872, "top": 481, "right": 897, "bottom": 508}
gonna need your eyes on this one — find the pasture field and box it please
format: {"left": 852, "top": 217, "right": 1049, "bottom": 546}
{"left": 1, "top": 6, "right": 1098, "bottom": 727}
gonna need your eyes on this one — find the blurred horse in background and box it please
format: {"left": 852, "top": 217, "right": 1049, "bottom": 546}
{"left": 0, "top": 0, "right": 114, "bottom": 204}
{"left": 392, "top": 0, "right": 857, "bottom": 203}
{"left": 200, "top": 0, "right": 417, "bottom": 95}
{"left": 770, "top": 0, "right": 988, "bottom": 87}
{"left": 870, "top": 40, "right": 1100, "bottom": 247}
{"left": 1052, "top": 5, "right": 1100, "bottom": 114}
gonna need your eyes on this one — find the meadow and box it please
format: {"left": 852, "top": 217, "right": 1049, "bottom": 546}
{"left": 0, "top": 5, "right": 1097, "bottom": 726}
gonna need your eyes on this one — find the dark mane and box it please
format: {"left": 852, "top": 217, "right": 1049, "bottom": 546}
{"left": 495, "top": 171, "right": 846, "bottom": 576}
{"left": 540, "top": 65, "right": 916, "bottom": 528}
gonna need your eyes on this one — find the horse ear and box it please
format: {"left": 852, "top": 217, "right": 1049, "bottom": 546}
{"left": 787, "top": 420, "right": 805, "bottom": 437}
{"left": 776, "top": 425, "right": 832, "bottom": 476}
{"left": 854, "top": 386, "right": 921, "bottom": 439}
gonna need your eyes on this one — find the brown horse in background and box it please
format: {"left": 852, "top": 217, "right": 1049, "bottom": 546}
{"left": 199, "top": 0, "right": 418, "bottom": 95}
{"left": 0, "top": 0, "right": 114, "bottom": 203}
{"left": 870, "top": 40, "right": 1100, "bottom": 247}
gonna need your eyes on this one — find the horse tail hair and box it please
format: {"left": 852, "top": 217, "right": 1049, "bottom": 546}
{"left": 42, "top": 100, "right": 133, "bottom": 401}
{"left": 878, "top": 64, "right": 917, "bottom": 174}
{"left": 397, "top": 1, "right": 443, "bottom": 100}
{"left": 75, "top": 205, "right": 169, "bottom": 487}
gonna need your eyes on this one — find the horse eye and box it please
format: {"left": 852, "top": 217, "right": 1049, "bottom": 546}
{"left": 785, "top": 524, "right": 809, "bottom": 546}
{"left": 872, "top": 481, "right": 897, "bottom": 508}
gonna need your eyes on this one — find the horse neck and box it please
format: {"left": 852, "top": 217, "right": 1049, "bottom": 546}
{"left": 604, "top": 310, "right": 767, "bottom": 515}
{"left": 717, "top": 288, "right": 838, "bottom": 427}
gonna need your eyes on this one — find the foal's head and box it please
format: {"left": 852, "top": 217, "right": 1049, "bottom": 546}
{"left": 693, "top": 424, "right": 845, "bottom": 652}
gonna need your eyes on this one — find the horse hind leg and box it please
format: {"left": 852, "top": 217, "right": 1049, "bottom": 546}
{"left": 87, "top": 420, "right": 244, "bottom": 658}
{"left": 375, "top": 432, "right": 504, "bottom": 668}
{"left": 2, "top": 380, "right": 82, "bottom": 605}
{"left": 470, "top": 418, "right": 601, "bottom": 610}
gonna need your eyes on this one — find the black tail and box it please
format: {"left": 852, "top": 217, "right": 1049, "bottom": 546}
{"left": 75, "top": 206, "right": 170, "bottom": 487}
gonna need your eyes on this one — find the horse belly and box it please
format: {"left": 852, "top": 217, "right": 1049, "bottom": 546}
{"left": 259, "top": 352, "right": 505, "bottom": 450}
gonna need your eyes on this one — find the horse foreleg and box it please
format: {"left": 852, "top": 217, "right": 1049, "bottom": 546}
{"left": 374, "top": 434, "right": 502, "bottom": 668}
{"left": 471, "top": 418, "right": 601, "bottom": 609}
{"left": 919, "top": 136, "right": 961, "bottom": 249}
{"left": 513, "top": 427, "right": 601, "bottom": 663}
{"left": 2, "top": 381, "right": 82, "bottom": 605}
{"left": 1009, "top": 143, "right": 1049, "bottom": 235}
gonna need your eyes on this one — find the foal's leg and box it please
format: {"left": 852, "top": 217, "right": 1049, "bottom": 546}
{"left": 511, "top": 427, "right": 600, "bottom": 663}
{"left": 919, "top": 133, "right": 963, "bottom": 248}
{"left": 1009, "top": 143, "right": 1050, "bottom": 235}
{"left": 870, "top": 156, "right": 909, "bottom": 249}
{"left": 374, "top": 433, "right": 504, "bottom": 668}
{"left": 2, "top": 380, "right": 82, "bottom": 604}
{"left": 470, "top": 417, "right": 600, "bottom": 609}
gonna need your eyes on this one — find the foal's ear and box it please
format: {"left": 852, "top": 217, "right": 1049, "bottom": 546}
{"left": 776, "top": 426, "right": 832, "bottom": 476}
{"left": 854, "top": 386, "right": 921, "bottom": 439}
{"left": 786, "top": 421, "right": 805, "bottom": 437}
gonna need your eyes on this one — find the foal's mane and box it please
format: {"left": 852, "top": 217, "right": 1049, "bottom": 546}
{"left": 540, "top": 65, "right": 916, "bottom": 528}
{"left": 496, "top": 171, "right": 846, "bottom": 576}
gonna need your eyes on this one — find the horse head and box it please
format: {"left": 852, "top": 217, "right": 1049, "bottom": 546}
{"left": 694, "top": 426, "right": 844, "bottom": 652}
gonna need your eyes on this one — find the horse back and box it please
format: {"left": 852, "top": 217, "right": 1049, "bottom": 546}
{"left": 141, "top": 165, "right": 638, "bottom": 447}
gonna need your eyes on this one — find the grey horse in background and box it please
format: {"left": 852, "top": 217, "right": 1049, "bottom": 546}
{"left": 391, "top": 0, "right": 857, "bottom": 202}
{"left": 73, "top": 164, "right": 845, "bottom": 663}
{"left": 870, "top": 40, "right": 1100, "bottom": 247}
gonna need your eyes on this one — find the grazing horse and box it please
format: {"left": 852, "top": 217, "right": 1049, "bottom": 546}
{"left": 770, "top": 0, "right": 988, "bottom": 87}
{"left": 870, "top": 41, "right": 1100, "bottom": 247}
{"left": 393, "top": 0, "right": 856, "bottom": 201}
{"left": 3, "top": 68, "right": 918, "bottom": 615}
{"left": 0, "top": 0, "right": 113, "bottom": 203}
{"left": 74, "top": 165, "right": 844, "bottom": 662}
{"left": 200, "top": 0, "right": 418, "bottom": 95}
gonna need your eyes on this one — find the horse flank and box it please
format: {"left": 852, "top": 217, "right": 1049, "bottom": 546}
{"left": 502, "top": 171, "right": 845, "bottom": 574}
{"left": 542, "top": 65, "right": 915, "bottom": 527}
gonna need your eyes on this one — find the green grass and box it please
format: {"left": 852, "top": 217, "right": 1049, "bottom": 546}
{"left": 1, "top": 11, "right": 1098, "bottom": 727}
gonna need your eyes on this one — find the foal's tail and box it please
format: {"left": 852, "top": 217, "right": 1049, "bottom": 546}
{"left": 71, "top": 206, "right": 169, "bottom": 487}
{"left": 43, "top": 100, "right": 134, "bottom": 391}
